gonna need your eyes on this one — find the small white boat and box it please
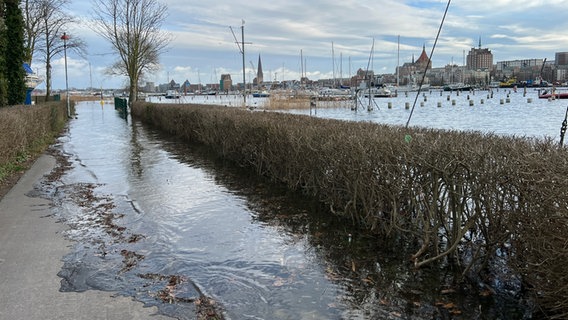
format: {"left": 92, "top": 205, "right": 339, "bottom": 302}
{"left": 252, "top": 90, "right": 270, "bottom": 97}
{"left": 361, "top": 86, "right": 393, "bottom": 98}
{"left": 165, "top": 90, "right": 180, "bottom": 99}
{"left": 23, "top": 63, "right": 42, "bottom": 90}
{"left": 394, "top": 83, "right": 430, "bottom": 92}
{"left": 25, "top": 74, "right": 42, "bottom": 90}
{"left": 319, "top": 87, "right": 352, "bottom": 97}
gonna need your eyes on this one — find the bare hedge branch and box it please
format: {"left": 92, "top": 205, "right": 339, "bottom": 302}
{"left": 132, "top": 102, "right": 568, "bottom": 318}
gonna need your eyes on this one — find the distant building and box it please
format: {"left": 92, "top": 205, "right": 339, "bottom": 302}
{"left": 158, "top": 83, "right": 169, "bottom": 93}
{"left": 256, "top": 54, "right": 264, "bottom": 85}
{"left": 414, "top": 44, "right": 432, "bottom": 71}
{"left": 441, "top": 64, "right": 465, "bottom": 85}
{"left": 358, "top": 40, "right": 568, "bottom": 86}
{"left": 553, "top": 52, "right": 568, "bottom": 83}
{"left": 220, "top": 74, "right": 232, "bottom": 92}
{"left": 466, "top": 38, "right": 493, "bottom": 70}
{"left": 495, "top": 59, "right": 543, "bottom": 71}
{"left": 350, "top": 68, "right": 374, "bottom": 88}
{"left": 181, "top": 80, "right": 191, "bottom": 94}
{"left": 556, "top": 69, "right": 568, "bottom": 83}
{"left": 168, "top": 79, "right": 180, "bottom": 90}
{"left": 494, "top": 58, "right": 545, "bottom": 83}
{"left": 142, "top": 82, "right": 155, "bottom": 93}
{"left": 397, "top": 44, "right": 431, "bottom": 86}
{"left": 555, "top": 52, "right": 568, "bottom": 66}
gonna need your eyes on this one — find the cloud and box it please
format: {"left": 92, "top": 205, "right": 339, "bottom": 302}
{"left": 38, "top": 0, "right": 568, "bottom": 90}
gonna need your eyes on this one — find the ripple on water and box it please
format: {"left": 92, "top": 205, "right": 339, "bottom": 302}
{"left": 50, "top": 101, "right": 535, "bottom": 319}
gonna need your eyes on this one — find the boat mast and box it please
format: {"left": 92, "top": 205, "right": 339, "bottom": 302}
{"left": 462, "top": 49, "right": 465, "bottom": 84}
{"left": 332, "top": 42, "right": 336, "bottom": 88}
{"left": 396, "top": 35, "right": 400, "bottom": 87}
{"left": 360, "top": 38, "right": 375, "bottom": 111}
{"left": 300, "top": 49, "right": 304, "bottom": 87}
{"left": 349, "top": 56, "right": 352, "bottom": 84}
{"left": 369, "top": 38, "right": 374, "bottom": 109}
{"left": 340, "top": 52, "right": 343, "bottom": 86}
{"left": 304, "top": 57, "right": 307, "bottom": 84}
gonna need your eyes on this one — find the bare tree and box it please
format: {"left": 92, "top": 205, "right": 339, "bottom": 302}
{"left": 91, "top": 0, "right": 170, "bottom": 104}
{"left": 38, "top": 3, "right": 85, "bottom": 99}
{"left": 21, "top": 0, "right": 43, "bottom": 64}
{"left": 22, "top": 0, "right": 85, "bottom": 100}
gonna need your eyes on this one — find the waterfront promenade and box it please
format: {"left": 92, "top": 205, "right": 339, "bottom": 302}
{"left": 0, "top": 154, "right": 170, "bottom": 320}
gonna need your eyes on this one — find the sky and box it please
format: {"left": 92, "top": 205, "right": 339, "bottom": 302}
{"left": 31, "top": 0, "right": 568, "bottom": 91}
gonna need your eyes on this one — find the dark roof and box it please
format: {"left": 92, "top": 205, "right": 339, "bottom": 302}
{"left": 416, "top": 45, "right": 429, "bottom": 64}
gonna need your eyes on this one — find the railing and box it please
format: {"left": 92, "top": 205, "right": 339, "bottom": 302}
{"left": 114, "top": 97, "right": 128, "bottom": 118}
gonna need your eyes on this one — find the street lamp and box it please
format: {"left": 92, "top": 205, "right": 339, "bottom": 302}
{"left": 61, "top": 32, "right": 70, "bottom": 118}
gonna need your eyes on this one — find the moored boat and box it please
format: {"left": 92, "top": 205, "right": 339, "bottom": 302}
{"left": 360, "top": 86, "right": 393, "bottom": 98}
{"left": 499, "top": 77, "right": 518, "bottom": 88}
{"left": 443, "top": 83, "right": 473, "bottom": 91}
{"left": 252, "top": 90, "right": 270, "bottom": 97}
{"left": 319, "top": 87, "right": 352, "bottom": 97}
{"left": 538, "top": 89, "right": 568, "bottom": 99}
{"left": 23, "top": 63, "right": 43, "bottom": 105}
{"left": 23, "top": 63, "right": 42, "bottom": 90}
{"left": 165, "top": 90, "right": 180, "bottom": 99}
{"left": 25, "top": 74, "right": 42, "bottom": 90}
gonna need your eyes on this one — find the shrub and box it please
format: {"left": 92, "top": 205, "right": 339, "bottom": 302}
{"left": 132, "top": 102, "right": 568, "bottom": 318}
{"left": 0, "top": 102, "right": 68, "bottom": 181}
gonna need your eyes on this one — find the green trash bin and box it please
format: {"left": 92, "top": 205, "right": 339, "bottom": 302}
{"left": 53, "top": 94, "right": 61, "bottom": 101}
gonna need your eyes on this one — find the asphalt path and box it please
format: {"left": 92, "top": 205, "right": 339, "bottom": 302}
{"left": 0, "top": 154, "right": 171, "bottom": 320}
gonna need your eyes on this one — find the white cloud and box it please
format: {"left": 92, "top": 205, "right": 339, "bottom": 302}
{"left": 39, "top": 0, "right": 568, "bottom": 89}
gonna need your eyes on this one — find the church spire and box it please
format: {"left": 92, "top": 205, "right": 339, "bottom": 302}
{"left": 478, "top": 36, "right": 482, "bottom": 48}
{"left": 257, "top": 54, "right": 264, "bottom": 84}
{"left": 415, "top": 44, "right": 431, "bottom": 70}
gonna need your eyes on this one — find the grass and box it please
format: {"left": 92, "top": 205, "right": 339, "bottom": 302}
{"left": 0, "top": 102, "right": 69, "bottom": 197}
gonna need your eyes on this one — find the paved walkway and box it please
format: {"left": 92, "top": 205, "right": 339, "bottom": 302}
{"left": 0, "top": 154, "right": 171, "bottom": 320}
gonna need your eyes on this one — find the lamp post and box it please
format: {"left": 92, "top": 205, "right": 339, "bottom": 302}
{"left": 241, "top": 21, "right": 246, "bottom": 106}
{"left": 61, "top": 32, "right": 70, "bottom": 118}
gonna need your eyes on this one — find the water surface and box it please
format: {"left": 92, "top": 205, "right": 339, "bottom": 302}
{"left": 48, "top": 100, "right": 535, "bottom": 319}
{"left": 148, "top": 88, "right": 567, "bottom": 140}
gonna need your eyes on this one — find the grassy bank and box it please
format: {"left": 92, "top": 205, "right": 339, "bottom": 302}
{"left": 0, "top": 102, "right": 69, "bottom": 195}
{"left": 132, "top": 101, "right": 568, "bottom": 319}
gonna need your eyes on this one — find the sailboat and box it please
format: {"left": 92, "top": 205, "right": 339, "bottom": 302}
{"left": 23, "top": 63, "right": 42, "bottom": 90}
{"left": 23, "top": 63, "right": 43, "bottom": 105}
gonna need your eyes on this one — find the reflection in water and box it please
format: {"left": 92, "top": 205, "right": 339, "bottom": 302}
{"left": 49, "top": 102, "right": 527, "bottom": 319}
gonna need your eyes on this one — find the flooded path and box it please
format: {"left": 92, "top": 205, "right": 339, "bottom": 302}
{"left": 44, "top": 101, "right": 526, "bottom": 319}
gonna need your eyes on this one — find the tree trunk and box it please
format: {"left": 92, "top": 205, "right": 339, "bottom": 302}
{"left": 128, "top": 76, "right": 137, "bottom": 106}
{"left": 45, "top": 62, "right": 51, "bottom": 101}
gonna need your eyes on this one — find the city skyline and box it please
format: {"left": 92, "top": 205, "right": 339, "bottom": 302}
{"left": 30, "top": 0, "right": 568, "bottom": 90}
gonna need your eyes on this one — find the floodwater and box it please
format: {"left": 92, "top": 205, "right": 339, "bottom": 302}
{"left": 149, "top": 87, "right": 568, "bottom": 141}
{"left": 44, "top": 99, "right": 536, "bottom": 319}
